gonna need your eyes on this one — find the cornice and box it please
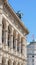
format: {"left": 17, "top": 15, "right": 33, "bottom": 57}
{"left": 3, "top": 1, "right": 29, "bottom": 35}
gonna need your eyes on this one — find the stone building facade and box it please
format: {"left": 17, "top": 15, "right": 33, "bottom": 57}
{"left": 27, "top": 41, "right": 36, "bottom": 65}
{"left": 0, "top": 0, "right": 29, "bottom": 65}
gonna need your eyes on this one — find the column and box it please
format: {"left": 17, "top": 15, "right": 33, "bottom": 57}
{"left": 4, "top": 58, "right": 8, "bottom": 65}
{"left": 0, "top": 55, "right": 2, "bottom": 65}
{"left": 19, "top": 36, "right": 21, "bottom": 53}
{"left": 15, "top": 32, "right": 18, "bottom": 51}
{"left": 22, "top": 38, "right": 25, "bottom": 56}
{"left": 0, "top": 2, "right": 3, "bottom": 65}
{"left": 4, "top": 22, "right": 9, "bottom": 46}
{"left": 10, "top": 27, "right": 14, "bottom": 49}
{"left": 20, "top": 63, "right": 21, "bottom": 65}
{"left": 16, "top": 61, "right": 18, "bottom": 65}
{"left": 0, "top": 4, "right": 3, "bottom": 48}
{"left": 11, "top": 60, "right": 14, "bottom": 65}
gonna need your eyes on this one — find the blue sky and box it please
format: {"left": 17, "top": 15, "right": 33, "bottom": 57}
{"left": 8, "top": 0, "right": 36, "bottom": 42}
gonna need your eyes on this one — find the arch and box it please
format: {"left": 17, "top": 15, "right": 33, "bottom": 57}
{"left": 8, "top": 25, "right": 12, "bottom": 47}
{"left": 13, "top": 30, "right": 16, "bottom": 49}
{"left": 2, "top": 18, "right": 6, "bottom": 43}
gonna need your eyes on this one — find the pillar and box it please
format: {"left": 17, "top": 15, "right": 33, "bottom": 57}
{"left": 19, "top": 36, "right": 21, "bottom": 53}
{"left": 0, "top": 2, "right": 3, "bottom": 48}
{"left": 22, "top": 38, "right": 25, "bottom": 56}
{"left": 4, "top": 58, "right": 8, "bottom": 65}
{"left": 11, "top": 60, "right": 14, "bottom": 65}
{"left": 0, "top": 55, "right": 2, "bottom": 65}
{"left": 10, "top": 27, "right": 14, "bottom": 50}
{"left": 16, "top": 61, "right": 18, "bottom": 65}
{"left": 0, "top": 3, "right": 3, "bottom": 65}
{"left": 15, "top": 32, "right": 18, "bottom": 51}
{"left": 4, "top": 22, "right": 9, "bottom": 46}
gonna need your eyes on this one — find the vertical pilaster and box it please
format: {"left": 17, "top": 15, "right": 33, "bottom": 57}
{"left": 10, "top": 27, "right": 14, "bottom": 50}
{"left": 0, "top": 1, "right": 3, "bottom": 65}
{"left": 0, "top": 55, "right": 2, "bottom": 65}
{"left": 15, "top": 32, "right": 18, "bottom": 51}
{"left": 22, "top": 38, "right": 25, "bottom": 56}
{"left": 5, "top": 22, "right": 9, "bottom": 46}
{"left": 11, "top": 60, "right": 14, "bottom": 65}
{"left": 19, "top": 36, "right": 21, "bottom": 53}
{"left": 4, "top": 58, "right": 8, "bottom": 65}
{"left": 16, "top": 61, "right": 18, "bottom": 65}
{"left": 0, "top": 2, "right": 3, "bottom": 48}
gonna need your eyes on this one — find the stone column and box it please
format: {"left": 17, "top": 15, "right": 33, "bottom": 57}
{"left": 11, "top": 60, "right": 14, "bottom": 65}
{"left": 15, "top": 32, "right": 18, "bottom": 51}
{"left": 16, "top": 61, "right": 18, "bottom": 65}
{"left": 19, "top": 36, "right": 21, "bottom": 53}
{"left": 10, "top": 27, "right": 14, "bottom": 50}
{"left": 4, "top": 58, "right": 8, "bottom": 65}
{"left": 0, "top": 55, "right": 2, "bottom": 65}
{"left": 4, "top": 22, "right": 9, "bottom": 46}
{"left": 20, "top": 62, "right": 21, "bottom": 65}
{"left": 0, "top": 3, "right": 3, "bottom": 48}
{"left": 0, "top": 1, "right": 3, "bottom": 65}
{"left": 22, "top": 38, "right": 25, "bottom": 56}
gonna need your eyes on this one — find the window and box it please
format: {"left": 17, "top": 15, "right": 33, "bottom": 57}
{"left": 32, "top": 55, "right": 34, "bottom": 57}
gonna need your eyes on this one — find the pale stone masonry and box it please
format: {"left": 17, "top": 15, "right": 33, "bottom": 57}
{"left": 27, "top": 41, "right": 36, "bottom": 65}
{"left": 0, "top": 0, "right": 29, "bottom": 65}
